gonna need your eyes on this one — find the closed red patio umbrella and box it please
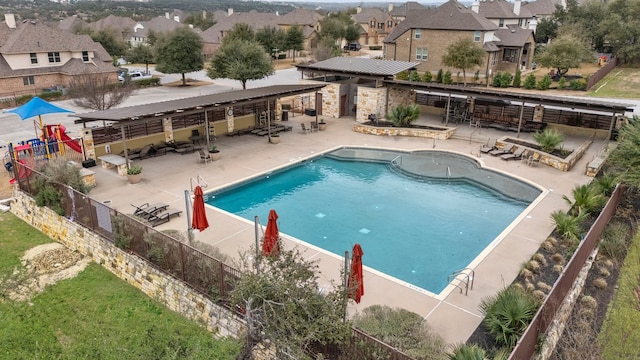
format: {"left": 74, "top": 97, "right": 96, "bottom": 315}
{"left": 262, "top": 209, "right": 280, "bottom": 256}
{"left": 191, "top": 185, "right": 209, "bottom": 232}
{"left": 348, "top": 244, "right": 364, "bottom": 304}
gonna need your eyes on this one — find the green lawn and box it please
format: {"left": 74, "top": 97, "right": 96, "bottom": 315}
{"left": 597, "top": 232, "right": 640, "bottom": 359}
{"left": 0, "top": 212, "right": 241, "bottom": 359}
{"left": 587, "top": 67, "right": 640, "bottom": 99}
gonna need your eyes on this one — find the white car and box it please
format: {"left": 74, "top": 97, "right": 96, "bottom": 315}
{"left": 119, "top": 70, "right": 152, "bottom": 82}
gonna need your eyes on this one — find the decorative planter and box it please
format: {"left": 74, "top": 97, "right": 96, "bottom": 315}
{"left": 127, "top": 173, "right": 143, "bottom": 184}
{"left": 318, "top": 122, "right": 327, "bottom": 131}
{"left": 270, "top": 135, "right": 281, "bottom": 144}
{"left": 209, "top": 151, "right": 221, "bottom": 161}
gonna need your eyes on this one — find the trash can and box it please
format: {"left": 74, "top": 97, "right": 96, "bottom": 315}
{"left": 281, "top": 110, "right": 288, "bottom": 121}
{"left": 304, "top": 108, "right": 316, "bottom": 116}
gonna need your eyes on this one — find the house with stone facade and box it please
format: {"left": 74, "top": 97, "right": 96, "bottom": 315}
{"left": 351, "top": 6, "right": 395, "bottom": 47}
{"left": 383, "top": 0, "right": 535, "bottom": 77}
{"left": 523, "top": 0, "right": 566, "bottom": 20}
{"left": 86, "top": 14, "right": 137, "bottom": 42}
{"left": 130, "top": 14, "right": 196, "bottom": 47}
{"left": 389, "top": 1, "right": 428, "bottom": 25}
{"left": 0, "top": 14, "right": 118, "bottom": 97}
{"left": 475, "top": 0, "right": 534, "bottom": 29}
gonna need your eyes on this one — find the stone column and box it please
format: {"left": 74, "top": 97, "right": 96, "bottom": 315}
{"left": 81, "top": 127, "right": 95, "bottom": 160}
{"left": 163, "top": 117, "right": 174, "bottom": 143}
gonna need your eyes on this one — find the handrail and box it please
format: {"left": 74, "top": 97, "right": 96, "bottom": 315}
{"left": 190, "top": 174, "right": 208, "bottom": 192}
{"left": 390, "top": 155, "right": 402, "bottom": 167}
{"left": 447, "top": 268, "right": 475, "bottom": 295}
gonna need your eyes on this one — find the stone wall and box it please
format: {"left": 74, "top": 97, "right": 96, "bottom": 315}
{"left": 387, "top": 87, "right": 415, "bottom": 110}
{"left": 498, "top": 136, "right": 593, "bottom": 172}
{"left": 356, "top": 87, "right": 387, "bottom": 123}
{"left": 353, "top": 123, "right": 455, "bottom": 140}
{"left": 10, "top": 190, "right": 246, "bottom": 339}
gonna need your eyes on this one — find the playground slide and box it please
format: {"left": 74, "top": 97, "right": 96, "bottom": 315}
{"left": 57, "top": 131, "right": 82, "bottom": 153}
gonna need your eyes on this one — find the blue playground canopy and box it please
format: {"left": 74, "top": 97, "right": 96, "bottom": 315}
{"left": 5, "top": 96, "right": 73, "bottom": 120}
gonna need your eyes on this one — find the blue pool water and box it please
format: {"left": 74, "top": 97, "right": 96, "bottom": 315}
{"left": 208, "top": 153, "right": 534, "bottom": 293}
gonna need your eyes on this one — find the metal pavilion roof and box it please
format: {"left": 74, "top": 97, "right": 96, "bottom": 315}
{"left": 74, "top": 84, "right": 326, "bottom": 123}
{"left": 296, "top": 58, "right": 420, "bottom": 79}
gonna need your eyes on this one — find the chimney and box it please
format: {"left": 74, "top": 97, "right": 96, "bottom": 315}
{"left": 5, "top": 13, "right": 16, "bottom": 28}
{"left": 228, "top": 8, "right": 233, "bottom": 16}
{"left": 189, "top": 24, "right": 193, "bottom": 29}
{"left": 276, "top": 11, "right": 279, "bottom": 16}
{"left": 513, "top": 0, "right": 521, "bottom": 16}
{"left": 561, "top": 0, "right": 567, "bottom": 9}
{"left": 165, "top": 12, "right": 170, "bottom": 19}
{"left": 471, "top": 1, "right": 479, "bottom": 13}
{"left": 357, "top": 6, "right": 362, "bottom": 14}
{"left": 173, "top": 15, "right": 180, "bottom": 22}
{"left": 388, "top": 3, "right": 394, "bottom": 12}
{"left": 202, "top": 10, "right": 206, "bottom": 19}
{"left": 528, "top": 15, "right": 538, "bottom": 34}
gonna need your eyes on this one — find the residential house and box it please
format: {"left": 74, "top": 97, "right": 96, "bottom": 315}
{"left": 351, "top": 6, "right": 394, "bottom": 46}
{"left": 523, "top": 0, "right": 566, "bottom": 20}
{"left": 0, "top": 14, "right": 118, "bottom": 96}
{"left": 86, "top": 14, "right": 136, "bottom": 41}
{"left": 389, "top": 1, "right": 428, "bottom": 24}
{"left": 200, "top": 8, "right": 322, "bottom": 60}
{"left": 130, "top": 14, "right": 193, "bottom": 47}
{"left": 383, "top": 0, "right": 535, "bottom": 77}
{"left": 57, "top": 15, "right": 88, "bottom": 33}
{"left": 474, "top": 0, "right": 534, "bottom": 29}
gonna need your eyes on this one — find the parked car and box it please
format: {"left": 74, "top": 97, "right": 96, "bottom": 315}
{"left": 343, "top": 42, "right": 362, "bottom": 52}
{"left": 119, "top": 70, "right": 152, "bottom": 82}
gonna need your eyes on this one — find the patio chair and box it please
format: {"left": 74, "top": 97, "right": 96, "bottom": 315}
{"left": 130, "top": 202, "right": 169, "bottom": 219}
{"left": 526, "top": 153, "right": 541, "bottom": 167}
{"left": 489, "top": 143, "right": 514, "bottom": 157}
{"left": 196, "top": 149, "right": 211, "bottom": 164}
{"left": 149, "top": 208, "right": 182, "bottom": 227}
{"left": 301, "top": 123, "right": 311, "bottom": 134}
{"left": 480, "top": 139, "right": 497, "bottom": 154}
{"left": 501, "top": 147, "right": 526, "bottom": 161}
{"left": 310, "top": 122, "right": 319, "bottom": 132}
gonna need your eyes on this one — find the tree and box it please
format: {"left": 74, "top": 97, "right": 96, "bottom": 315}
{"left": 184, "top": 12, "right": 215, "bottom": 30}
{"left": 154, "top": 27, "right": 203, "bottom": 86}
{"left": 607, "top": 116, "right": 640, "bottom": 188}
{"left": 599, "top": 0, "right": 640, "bottom": 63}
{"left": 386, "top": 104, "right": 420, "bottom": 127}
{"left": 88, "top": 29, "right": 129, "bottom": 58}
{"left": 207, "top": 39, "right": 274, "bottom": 89}
{"left": 255, "top": 26, "right": 286, "bottom": 57}
{"left": 231, "top": 248, "right": 351, "bottom": 359}
{"left": 284, "top": 25, "right": 305, "bottom": 62}
{"left": 535, "top": 35, "right": 593, "bottom": 77}
{"left": 124, "top": 44, "right": 154, "bottom": 74}
{"left": 224, "top": 23, "right": 255, "bottom": 43}
{"left": 535, "top": 18, "right": 557, "bottom": 44}
{"left": 441, "top": 38, "right": 485, "bottom": 85}
{"left": 68, "top": 72, "right": 134, "bottom": 111}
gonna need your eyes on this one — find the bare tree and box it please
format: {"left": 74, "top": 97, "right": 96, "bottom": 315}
{"left": 68, "top": 72, "right": 134, "bottom": 111}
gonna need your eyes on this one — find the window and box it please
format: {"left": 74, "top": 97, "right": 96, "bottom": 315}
{"left": 387, "top": 21, "right": 393, "bottom": 28}
{"left": 47, "top": 52, "right": 61, "bottom": 63}
{"left": 503, "top": 48, "right": 518, "bottom": 62}
{"left": 378, "top": 22, "right": 384, "bottom": 29}
{"left": 414, "top": 29, "right": 421, "bottom": 39}
{"left": 371, "top": 20, "right": 376, "bottom": 27}
{"left": 82, "top": 51, "right": 89, "bottom": 62}
{"left": 416, "top": 48, "right": 428, "bottom": 61}
{"left": 498, "top": 19, "right": 504, "bottom": 27}
{"left": 491, "top": 53, "right": 498, "bottom": 66}
{"left": 518, "top": 19, "right": 523, "bottom": 26}
{"left": 474, "top": 31, "right": 481, "bottom": 42}
{"left": 30, "top": 53, "right": 37, "bottom": 64}
{"left": 23, "top": 76, "right": 35, "bottom": 86}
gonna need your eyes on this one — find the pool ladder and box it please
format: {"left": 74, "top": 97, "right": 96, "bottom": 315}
{"left": 447, "top": 268, "right": 475, "bottom": 296}
{"left": 190, "top": 174, "right": 208, "bottom": 192}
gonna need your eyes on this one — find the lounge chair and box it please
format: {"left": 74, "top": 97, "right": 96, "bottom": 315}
{"left": 489, "top": 143, "right": 514, "bottom": 156}
{"left": 149, "top": 208, "right": 182, "bottom": 227}
{"left": 301, "top": 123, "right": 311, "bottom": 134}
{"left": 310, "top": 122, "right": 319, "bottom": 132}
{"left": 129, "top": 144, "right": 154, "bottom": 160}
{"left": 480, "top": 139, "right": 497, "bottom": 153}
{"left": 501, "top": 147, "right": 526, "bottom": 161}
{"left": 196, "top": 149, "right": 211, "bottom": 164}
{"left": 131, "top": 202, "right": 169, "bottom": 219}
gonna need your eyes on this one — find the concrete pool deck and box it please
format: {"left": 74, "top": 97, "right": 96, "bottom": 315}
{"left": 87, "top": 112, "right": 598, "bottom": 345}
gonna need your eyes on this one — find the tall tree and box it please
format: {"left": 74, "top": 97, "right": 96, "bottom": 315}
{"left": 68, "top": 72, "right": 134, "bottom": 111}
{"left": 154, "top": 27, "right": 203, "bottom": 86}
{"left": 441, "top": 38, "right": 484, "bottom": 85}
{"left": 535, "top": 34, "right": 593, "bottom": 77}
{"left": 285, "top": 25, "right": 305, "bottom": 62}
{"left": 224, "top": 23, "right": 255, "bottom": 43}
{"left": 86, "top": 29, "right": 129, "bottom": 58}
{"left": 608, "top": 116, "right": 640, "bottom": 188}
{"left": 600, "top": 0, "right": 640, "bottom": 63}
{"left": 207, "top": 39, "right": 274, "bottom": 89}
{"left": 124, "top": 44, "right": 154, "bottom": 74}
{"left": 255, "top": 26, "right": 286, "bottom": 57}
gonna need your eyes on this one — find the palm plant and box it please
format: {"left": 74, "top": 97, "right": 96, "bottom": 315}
{"left": 386, "top": 104, "right": 420, "bottom": 127}
{"left": 551, "top": 210, "right": 587, "bottom": 241}
{"left": 479, "top": 286, "right": 539, "bottom": 348}
{"left": 532, "top": 128, "right": 564, "bottom": 153}
{"left": 562, "top": 184, "right": 606, "bottom": 216}
{"left": 448, "top": 343, "right": 486, "bottom": 360}
{"left": 593, "top": 172, "right": 618, "bottom": 196}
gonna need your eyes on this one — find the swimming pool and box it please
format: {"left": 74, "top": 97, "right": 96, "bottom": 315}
{"left": 207, "top": 148, "right": 541, "bottom": 294}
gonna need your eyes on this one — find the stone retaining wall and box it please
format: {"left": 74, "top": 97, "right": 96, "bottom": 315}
{"left": 10, "top": 190, "right": 246, "bottom": 339}
{"left": 353, "top": 123, "right": 455, "bottom": 139}
{"left": 498, "top": 136, "right": 593, "bottom": 172}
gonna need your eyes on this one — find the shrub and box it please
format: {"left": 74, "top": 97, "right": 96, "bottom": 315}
{"left": 593, "top": 172, "right": 618, "bottom": 196}
{"left": 15, "top": 94, "right": 34, "bottom": 105}
{"left": 492, "top": 72, "right": 513, "bottom": 88}
{"left": 599, "top": 221, "right": 629, "bottom": 261}
{"left": 513, "top": 68, "right": 521, "bottom": 87}
{"left": 593, "top": 277, "right": 608, "bottom": 289}
{"left": 527, "top": 260, "right": 541, "bottom": 273}
{"left": 409, "top": 70, "right": 421, "bottom": 82}
{"left": 443, "top": 70, "right": 453, "bottom": 84}
{"left": 536, "top": 282, "right": 552, "bottom": 292}
{"left": 558, "top": 77, "right": 566, "bottom": 89}
{"left": 532, "top": 253, "right": 547, "bottom": 266}
{"left": 396, "top": 70, "right": 409, "bottom": 80}
{"left": 479, "top": 286, "right": 539, "bottom": 347}
{"left": 599, "top": 267, "right": 610, "bottom": 277}
{"left": 34, "top": 179, "right": 64, "bottom": 215}
{"left": 570, "top": 79, "right": 587, "bottom": 90}
{"left": 562, "top": 183, "right": 606, "bottom": 215}
{"left": 553, "top": 264, "right": 564, "bottom": 273}
{"left": 473, "top": 70, "right": 480, "bottom": 84}
{"left": 533, "top": 128, "right": 564, "bottom": 153}
{"left": 136, "top": 77, "right": 161, "bottom": 87}
{"left": 386, "top": 104, "right": 420, "bottom": 127}
{"left": 436, "top": 69, "right": 444, "bottom": 83}
{"left": 523, "top": 74, "right": 536, "bottom": 89}
{"left": 551, "top": 253, "right": 564, "bottom": 263}
{"left": 448, "top": 343, "right": 486, "bottom": 360}
{"left": 551, "top": 210, "right": 586, "bottom": 241}
{"left": 423, "top": 71, "right": 433, "bottom": 82}
{"left": 127, "top": 165, "right": 143, "bottom": 175}
{"left": 353, "top": 305, "right": 447, "bottom": 359}
{"left": 537, "top": 75, "right": 552, "bottom": 90}
{"left": 40, "top": 91, "right": 63, "bottom": 100}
